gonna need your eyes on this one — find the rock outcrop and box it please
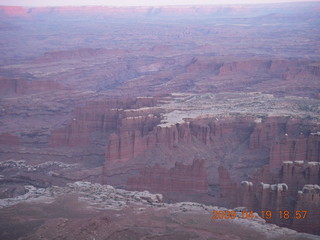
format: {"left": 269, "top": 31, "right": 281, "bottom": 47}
{"left": 0, "top": 78, "right": 66, "bottom": 96}
{"left": 270, "top": 135, "right": 320, "bottom": 168}
{"left": 50, "top": 101, "right": 120, "bottom": 147}
{"left": 218, "top": 166, "right": 238, "bottom": 207}
{"left": 235, "top": 161, "right": 320, "bottom": 234}
{"left": 1, "top": 181, "right": 317, "bottom": 240}
{"left": 294, "top": 184, "right": 320, "bottom": 235}
{"left": 105, "top": 123, "right": 191, "bottom": 164}
{"left": 104, "top": 116, "right": 319, "bottom": 205}
{"left": 49, "top": 98, "right": 159, "bottom": 147}
{"left": 127, "top": 159, "right": 208, "bottom": 200}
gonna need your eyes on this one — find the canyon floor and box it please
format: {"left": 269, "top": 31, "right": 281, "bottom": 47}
{"left": 0, "top": 2, "right": 320, "bottom": 239}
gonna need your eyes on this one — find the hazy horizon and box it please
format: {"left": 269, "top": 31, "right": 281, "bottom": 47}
{"left": 1, "top": 0, "right": 320, "bottom": 7}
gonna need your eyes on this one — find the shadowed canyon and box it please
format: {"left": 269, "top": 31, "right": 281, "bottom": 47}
{"left": 0, "top": 2, "right": 320, "bottom": 239}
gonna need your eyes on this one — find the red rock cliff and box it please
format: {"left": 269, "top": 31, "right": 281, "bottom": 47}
{"left": 49, "top": 97, "right": 158, "bottom": 147}
{"left": 293, "top": 184, "right": 320, "bottom": 235}
{"left": 270, "top": 134, "right": 320, "bottom": 168}
{"left": 104, "top": 116, "right": 319, "bottom": 187}
{"left": 236, "top": 161, "right": 320, "bottom": 234}
{"left": 127, "top": 159, "right": 208, "bottom": 198}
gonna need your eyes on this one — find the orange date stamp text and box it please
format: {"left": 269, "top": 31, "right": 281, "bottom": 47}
{"left": 211, "top": 210, "right": 308, "bottom": 220}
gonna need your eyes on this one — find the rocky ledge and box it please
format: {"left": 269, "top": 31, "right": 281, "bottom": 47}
{"left": 0, "top": 181, "right": 319, "bottom": 240}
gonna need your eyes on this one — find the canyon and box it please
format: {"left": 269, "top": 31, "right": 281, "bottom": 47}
{"left": 0, "top": 2, "right": 320, "bottom": 238}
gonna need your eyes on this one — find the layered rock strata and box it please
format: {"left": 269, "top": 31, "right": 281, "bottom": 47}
{"left": 1, "top": 181, "right": 318, "bottom": 240}
{"left": 103, "top": 114, "right": 319, "bottom": 208}
{"left": 236, "top": 161, "right": 320, "bottom": 234}
{"left": 127, "top": 159, "right": 208, "bottom": 201}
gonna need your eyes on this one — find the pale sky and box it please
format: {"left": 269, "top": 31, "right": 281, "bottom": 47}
{"left": 0, "top": 0, "right": 319, "bottom": 7}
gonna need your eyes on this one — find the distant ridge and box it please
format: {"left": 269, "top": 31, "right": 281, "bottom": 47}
{"left": 0, "top": 2, "right": 320, "bottom": 19}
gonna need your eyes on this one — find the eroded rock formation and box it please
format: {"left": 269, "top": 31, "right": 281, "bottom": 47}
{"left": 1, "top": 2, "right": 320, "bottom": 236}
{"left": 235, "top": 161, "right": 320, "bottom": 234}
{"left": 103, "top": 113, "right": 320, "bottom": 213}
{"left": 270, "top": 135, "right": 320, "bottom": 168}
{"left": 294, "top": 184, "right": 320, "bottom": 234}
{"left": 49, "top": 97, "right": 159, "bottom": 147}
{"left": 127, "top": 159, "right": 208, "bottom": 201}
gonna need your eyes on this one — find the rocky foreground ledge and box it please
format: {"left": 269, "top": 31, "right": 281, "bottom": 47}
{"left": 0, "top": 182, "right": 319, "bottom": 240}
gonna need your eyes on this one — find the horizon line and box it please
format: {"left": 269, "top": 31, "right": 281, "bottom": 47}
{"left": 1, "top": 0, "right": 320, "bottom": 8}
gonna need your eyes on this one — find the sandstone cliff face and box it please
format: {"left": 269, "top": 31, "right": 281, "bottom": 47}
{"left": 247, "top": 161, "right": 320, "bottom": 202}
{"left": 106, "top": 115, "right": 319, "bottom": 169}
{"left": 258, "top": 183, "right": 290, "bottom": 226}
{"left": 105, "top": 116, "right": 319, "bottom": 186}
{"left": 218, "top": 60, "right": 272, "bottom": 76}
{"left": 127, "top": 159, "right": 208, "bottom": 198}
{"left": 235, "top": 161, "right": 320, "bottom": 234}
{"left": 280, "top": 161, "right": 320, "bottom": 195}
{"left": 0, "top": 78, "right": 66, "bottom": 96}
{"left": 239, "top": 181, "right": 255, "bottom": 209}
{"left": 217, "top": 59, "right": 320, "bottom": 79}
{"left": 248, "top": 117, "right": 288, "bottom": 149}
{"left": 105, "top": 123, "right": 191, "bottom": 164}
{"left": 294, "top": 184, "right": 320, "bottom": 235}
{"left": 270, "top": 134, "right": 320, "bottom": 168}
{"left": 218, "top": 166, "right": 237, "bottom": 207}
{"left": 104, "top": 114, "right": 320, "bottom": 232}
{"left": 49, "top": 98, "right": 158, "bottom": 147}
{"left": 50, "top": 102, "right": 120, "bottom": 147}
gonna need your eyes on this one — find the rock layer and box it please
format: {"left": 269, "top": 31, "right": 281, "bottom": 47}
{"left": 236, "top": 161, "right": 320, "bottom": 234}
{"left": 104, "top": 115, "right": 319, "bottom": 205}
{"left": 127, "top": 159, "right": 208, "bottom": 201}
